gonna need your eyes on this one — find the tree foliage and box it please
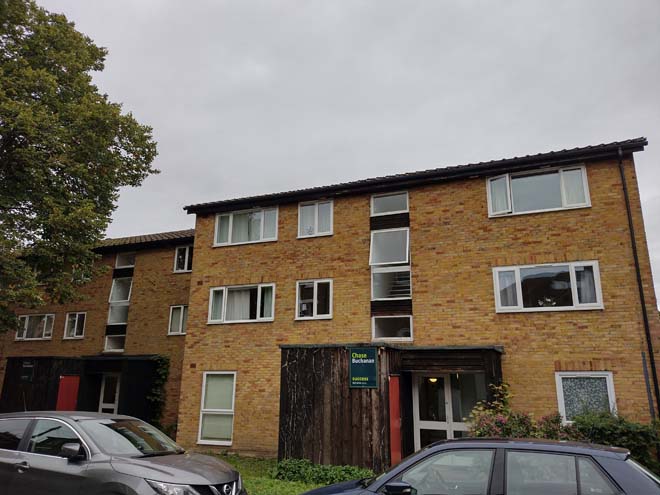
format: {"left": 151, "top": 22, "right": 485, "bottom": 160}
{"left": 0, "top": 0, "right": 158, "bottom": 328}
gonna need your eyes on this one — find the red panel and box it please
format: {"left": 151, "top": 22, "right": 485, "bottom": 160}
{"left": 388, "top": 375, "right": 402, "bottom": 466}
{"left": 56, "top": 375, "right": 80, "bottom": 411}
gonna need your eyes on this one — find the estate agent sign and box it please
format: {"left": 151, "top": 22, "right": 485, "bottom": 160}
{"left": 349, "top": 347, "right": 378, "bottom": 389}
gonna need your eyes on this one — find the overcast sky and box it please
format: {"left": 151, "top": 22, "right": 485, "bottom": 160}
{"left": 40, "top": 0, "right": 660, "bottom": 301}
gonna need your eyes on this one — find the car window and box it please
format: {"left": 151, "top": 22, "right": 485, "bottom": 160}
{"left": 578, "top": 457, "right": 617, "bottom": 494}
{"left": 27, "top": 419, "right": 82, "bottom": 457}
{"left": 0, "top": 418, "right": 31, "bottom": 451}
{"left": 506, "top": 451, "right": 577, "bottom": 495}
{"left": 79, "top": 418, "right": 181, "bottom": 456}
{"left": 393, "top": 450, "right": 494, "bottom": 495}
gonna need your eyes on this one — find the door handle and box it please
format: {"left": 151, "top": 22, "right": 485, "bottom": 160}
{"left": 14, "top": 461, "right": 30, "bottom": 473}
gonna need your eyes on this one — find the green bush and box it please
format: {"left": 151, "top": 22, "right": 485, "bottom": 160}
{"left": 272, "top": 458, "right": 374, "bottom": 485}
{"left": 468, "top": 383, "right": 660, "bottom": 474}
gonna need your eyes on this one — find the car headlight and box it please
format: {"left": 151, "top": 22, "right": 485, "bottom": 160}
{"left": 146, "top": 480, "right": 202, "bottom": 495}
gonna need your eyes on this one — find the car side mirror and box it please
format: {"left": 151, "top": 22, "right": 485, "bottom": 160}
{"left": 60, "top": 443, "right": 84, "bottom": 461}
{"left": 383, "top": 481, "right": 417, "bottom": 495}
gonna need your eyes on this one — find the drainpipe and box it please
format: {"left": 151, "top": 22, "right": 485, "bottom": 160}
{"left": 618, "top": 147, "right": 660, "bottom": 419}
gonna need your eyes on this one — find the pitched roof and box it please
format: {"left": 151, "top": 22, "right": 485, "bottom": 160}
{"left": 184, "top": 137, "right": 647, "bottom": 215}
{"left": 96, "top": 228, "right": 195, "bottom": 252}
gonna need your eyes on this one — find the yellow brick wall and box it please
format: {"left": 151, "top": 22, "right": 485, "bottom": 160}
{"left": 176, "top": 157, "right": 660, "bottom": 457}
{"left": 0, "top": 247, "right": 191, "bottom": 425}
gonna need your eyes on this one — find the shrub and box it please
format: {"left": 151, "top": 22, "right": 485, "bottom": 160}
{"left": 272, "top": 458, "right": 374, "bottom": 485}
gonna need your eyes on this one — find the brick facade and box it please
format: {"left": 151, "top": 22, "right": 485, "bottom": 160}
{"left": 175, "top": 155, "right": 660, "bottom": 458}
{"left": 0, "top": 243, "right": 191, "bottom": 426}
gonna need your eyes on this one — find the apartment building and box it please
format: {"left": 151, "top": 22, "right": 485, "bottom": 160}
{"left": 174, "top": 138, "right": 659, "bottom": 471}
{"left": 0, "top": 229, "right": 194, "bottom": 428}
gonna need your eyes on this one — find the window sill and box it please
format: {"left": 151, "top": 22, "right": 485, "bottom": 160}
{"left": 197, "top": 439, "right": 232, "bottom": 446}
{"left": 102, "top": 349, "right": 125, "bottom": 353}
{"left": 488, "top": 204, "right": 591, "bottom": 218}
{"left": 295, "top": 316, "right": 333, "bottom": 321}
{"left": 297, "top": 232, "right": 333, "bottom": 240}
{"left": 173, "top": 270, "right": 192, "bottom": 274}
{"left": 213, "top": 238, "right": 277, "bottom": 248}
{"left": 63, "top": 336, "right": 85, "bottom": 340}
{"left": 495, "top": 305, "right": 604, "bottom": 313}
{"left": 372, "top": 336, "right": 413, "bottom": 343}
{"left": 15, "top": 337, "right": 52, "bottom": 342}
{"left": 167, "top": 332, "right": 187, "bottom": 336}
{"left": 371, "top": 210, "right": 409, "bottom": 217}
{"left": 371, "top": 297, "right": 412, "bottom": 302}
{"left": 207, "top": 319, "right": 274, "bottom": 325}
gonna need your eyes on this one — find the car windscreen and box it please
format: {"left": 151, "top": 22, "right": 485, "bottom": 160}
{"left": 79, "top": 418, "right": 183, "bottom": 456}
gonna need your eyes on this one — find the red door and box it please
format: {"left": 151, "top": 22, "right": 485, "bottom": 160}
{"left": 55, "top": 375, "right": 80, "bottom": 411}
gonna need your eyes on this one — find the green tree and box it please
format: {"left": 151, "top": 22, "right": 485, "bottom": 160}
{"left": 0, "top": 0, "right": 158, "bottom": 329}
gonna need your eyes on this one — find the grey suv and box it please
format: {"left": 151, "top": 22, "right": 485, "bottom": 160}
{"left": 0, "top": 411, "right": 245, "bottom": 495}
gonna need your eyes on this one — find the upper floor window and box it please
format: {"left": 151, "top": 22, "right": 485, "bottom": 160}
{"left": 174, "top": 245, "right": 193, "bottom": 272}
{"left": 493, "top": 261, "right": 603, "bottom": 312}
{"left": 168, "top": 305, "right": 188, "bottom": 335}
{"left": 555, "top": 371, "right": 616, "bottom": 423}
{"left": 16, "top": 314, "right": 54, "bottom": 340}
{"left": 108, "top": 277, "right": 132, "bottom": 324}
{"left": 296, "top": 279, "right": 332, "bottom": 319}
{"left": 370, "top": 228, "right": 409, "bottom": 266}
{"left": 372, "top": 315, "right": 412, "bottom": 341}
{"left": 487, "top": 166, "right": 590, "bottom": 217}
{"left": 372, "top": 265, "right": 411, "bottom": 300}
{"left": 208, "top": 284, "right": 275, "bottom": 324}
{"left": 115, "top": 252, "right": 136, "bottom": 268}
{"left": 214, "top": 208, "right": 278, "bottom": 246}
{"left": 371, "top": 191, "right": 409, "bottom": 216}
{"left": 64, "top": 312, "right": 86, "bottom": 339}
{"left": 298, "top": 201, "right": 333, "bottom": 238}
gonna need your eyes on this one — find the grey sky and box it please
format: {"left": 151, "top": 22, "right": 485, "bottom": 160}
{"left": 40, "top": 0, "right": 660, "bottom": 301}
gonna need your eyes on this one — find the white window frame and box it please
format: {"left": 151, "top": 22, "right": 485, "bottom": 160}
{"left": 63, "top": 312, "right": 86, "bottom": 340}
{"left": 371, "top": 265, "right": 412, "bottom": 301}
{"left": 297, "top": 200, "right": 333, "bottom": 238}
{"left": 213, "top": 207, "right": 279, "bottom": 247}
{"left": 295, "top": 279, "right": 333, "bottom": 320}
{"left": 372, "top": 315, "right": 413, "bottom": 342}
{"left": 492, "top": 260, "right": 603, "bottom": 313}
{"left": 207, "top": 284, "right": 276, "bottom": 324}
{"left": 369, "top": 227, "right": 410, "bottom": 266}
{"left": 168, "top": 305, "right": 188, "bottom": 335}
{"left": 104, "top": 335, "right": 125, "bottom": 353}
{"left": 555, "top": 371, "right": 616, "bottom": 424}
{"left": 16, "top": 314, "right": 55, "bottom": 341}
{"left": 198, "top": 371, "right": 237, "bottom": 446}
{"left": 108, "top": 277, "right": 133, "bottom": 303}
{"left": 487, "top": 165, "right": 591, "bottom": 217}
{"left": 115, "top": 252, "right": 136, "bottom": 268}
{"left": 173, "top": 245, "right": 193, "bottom": 273}
{"left": 371, "top": 191, "right": 409, "bottom": 217}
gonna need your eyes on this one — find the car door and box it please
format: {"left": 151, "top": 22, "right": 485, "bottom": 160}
{"left": 9, "top": 418, "right": 88, "bottom": 495}
{"left": 387, "top": 449, "right": 496, "bottom": 495}
{"left": 0, "top": 418, "right": 32, "bottom": 495}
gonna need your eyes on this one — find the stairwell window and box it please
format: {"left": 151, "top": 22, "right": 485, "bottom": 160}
{"left": 372, "top": 266, "right": 411, "bottom": 300}
{"left": 370, "top": 228, "right": 409, "bottom": 266}
{"left": 372, "top": 316, "right": 413, "bottom": 341}
{"left": 214, "top": 208, "right": 278, "bottom": 246}
{"left": 298, "top": 201, "right": 333, "bottom": 238}
{"left": 174, "top": 245, "right": 193, "bottom": 272}
{"left": 371, "top": 191, "right": 409, "bottom": 216}
{"left": 208, "top": 284, "right": 275, "bottom": 324}
{"left": 488, "top": 166, "right": 590, "bottom": 217}
{"left": 493, "top": 261, "right": 603, "bottom": 312}
{"left": 108, "top": 277, "right": 132, "bottom": 324}
{"left": 16, "top": 314, "right": 54, "bottom": 340}
{"left": 115, "top": 252, "right": 136, "bottom": 268}
{"left": 64, "top": 312, "right": 86, "bottom": 339}
{"left": 296, "top": 279, "right": 332, "bottom": 319}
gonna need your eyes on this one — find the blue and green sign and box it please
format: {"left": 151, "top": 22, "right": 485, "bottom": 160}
{"left": 349, "top": 347, "right": 378, "bottom": 389}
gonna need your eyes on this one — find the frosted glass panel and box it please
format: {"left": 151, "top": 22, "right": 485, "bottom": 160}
{"left": 371, "top": 230, "right": 408, "bottom": 265}
{"left": 200, "top": 414, "right": 233, "bottom": 442}
{"left": 204, "top": 374, "right": 234, "bottom": 410}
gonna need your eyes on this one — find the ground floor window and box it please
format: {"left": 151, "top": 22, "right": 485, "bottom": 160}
{"left": 198, "top": 372, "right": 236, "bottom": 446}
{"left": 16, "top": 314, "right": 54, "bottom": 340}
{"left": 372, "top": 315, "right": 412, "bottom": 341}
{"left": 555, "top": 371, "right": 616, "bottom": 422}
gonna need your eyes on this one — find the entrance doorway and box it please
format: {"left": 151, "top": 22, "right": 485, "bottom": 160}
{"left": 412, "top": 373, "right": 487, "bottom": 450}
{"left": 98, "top": 373, "right": 120, "bottom": 414}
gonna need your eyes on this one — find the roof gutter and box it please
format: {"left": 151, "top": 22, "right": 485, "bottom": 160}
{"left": 618, "top": 147, "right": 660, "bottom": 419}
